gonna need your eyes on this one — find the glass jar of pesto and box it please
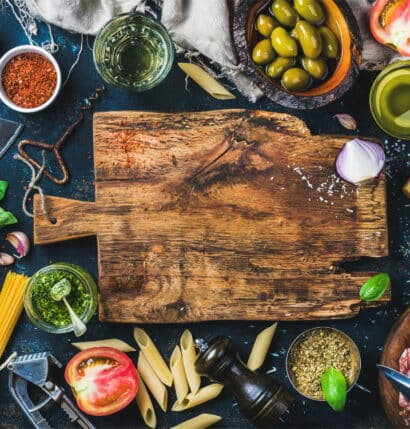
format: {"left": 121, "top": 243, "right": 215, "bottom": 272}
{"left": 370, "top": 60, "right": 410, "bottom": 140}
{"left": 24, "top": 263, "right": 97, "bottom": 334}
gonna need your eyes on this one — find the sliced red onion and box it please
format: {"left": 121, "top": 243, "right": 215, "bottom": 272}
{"left": 335, "top": 138, "right": 385, "bottom": 185}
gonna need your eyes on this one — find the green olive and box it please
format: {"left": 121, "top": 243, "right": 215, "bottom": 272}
{"left": 256, "top": 14, "right": 279, "bottom": 38}
{"left": 318, "top": 26, "right": 339, "bottom": 59}
{"left": 267, "top": 56, "right": 297, "bottom": 78}
{"left": 294, "top": 0, "right": 325, "bottom": 24}
{"left": 295, "top": 20, "right": 322, "bottom": 59}
{"left": 301, "top": 56, "right": 328, "bottom": 79}
{"left": 252, "top": 39, "right": 276, "bottom": 65}
{"left": 271, "top": 0, "right": 298, "bottom": 27}
{"left": 281, "top": 67, "right": 310, "bottom": 91}
{"left": 270, "top": 27, "right": 298, "bottom": 57}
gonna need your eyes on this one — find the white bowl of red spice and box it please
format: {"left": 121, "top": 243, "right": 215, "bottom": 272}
{"left": 286, "top": 327, "right": 361, "bottom": 401}
{"left": 0, "top": 45, "right": 61, "bottom": 113}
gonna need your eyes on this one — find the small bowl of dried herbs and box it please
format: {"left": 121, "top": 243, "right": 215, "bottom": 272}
{"left": 286, "top": 327, "right": 361, "bottom": 408}
{"left": 0, "top": 45, "right": 61, "bottom": 113}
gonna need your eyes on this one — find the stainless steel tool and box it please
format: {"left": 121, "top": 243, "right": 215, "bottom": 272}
{"left": 377, "top": 364, "right": 410, "bottom": 400}
{"left": 0, "top": 117, "right": 23, "bottom": 158}
{"left": 7, "top": 352, "right": 95, "bottom": 429}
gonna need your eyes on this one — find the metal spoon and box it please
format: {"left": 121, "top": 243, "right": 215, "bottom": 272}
{"left": 50, "top": 278, "right": 87, "bottom": 337}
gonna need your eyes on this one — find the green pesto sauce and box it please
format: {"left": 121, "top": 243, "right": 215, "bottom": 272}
{"left": 31, "top": 271, "right": 90, "bottom": 327}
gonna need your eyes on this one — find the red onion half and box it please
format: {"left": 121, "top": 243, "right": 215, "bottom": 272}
{"left": 335, "top": 138, "right": 385, "bottom": 185}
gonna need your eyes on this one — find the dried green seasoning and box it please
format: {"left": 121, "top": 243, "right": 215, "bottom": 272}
{"left": 288, "top": 329, "right": 354, "bottom": 399}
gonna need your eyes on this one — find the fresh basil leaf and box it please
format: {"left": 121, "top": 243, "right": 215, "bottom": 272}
{"left": 0, "top": 206, "right": 17, "bottom": 228}
{"left": 321, "top": 366, "right": 347, "bottom": 412}
{"left": 359, "top": 273, "right": 390, "bottom": 301}
{"left": 0, "top": 181, "right": 8, "bottom": 201}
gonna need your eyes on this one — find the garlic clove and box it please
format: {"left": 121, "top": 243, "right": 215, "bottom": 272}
{"left": 335, "top": 138, "right": 385, "bottom": 185}
{"left": 0, "top": 252, "right": 15, "bottom": 266}
{"left": 334, "top": 114, "right": 357, "bottom": 131}
{"left": 6, "top": 231, "right": 30, "bottom": 259}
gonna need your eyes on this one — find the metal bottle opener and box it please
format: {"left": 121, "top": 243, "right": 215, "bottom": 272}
{"left": 7, "top": 352, "right": 95, "bottom": 429}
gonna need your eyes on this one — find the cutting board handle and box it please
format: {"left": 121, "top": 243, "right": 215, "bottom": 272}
{"left": 34, "top": 195, "right": 98, "bottom": 245}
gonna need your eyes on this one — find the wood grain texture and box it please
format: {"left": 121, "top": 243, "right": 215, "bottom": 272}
{"left": 379, "top": 308, "right": 410, "bottom": 429}
{"left": 34, "top": 110, "right": 389, "bottom": 323}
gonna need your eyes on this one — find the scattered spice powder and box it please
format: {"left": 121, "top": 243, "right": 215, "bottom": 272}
{"left": 1, "top": 52, "right": 57, "bottom": 108}
{"left": 288, "top": 328, "right": 357, "bottom": 399}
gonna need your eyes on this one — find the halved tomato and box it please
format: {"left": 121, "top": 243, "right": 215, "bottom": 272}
{"left": 370, "top": 0, "right": 410, "bottom": 56}
{"left": 65, "top": 347, "right": 138, "bottom": 416}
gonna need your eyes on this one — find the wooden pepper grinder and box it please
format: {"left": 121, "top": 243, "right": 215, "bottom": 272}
{"left": 195, "top": 336, "right": 294, "bottom": 428}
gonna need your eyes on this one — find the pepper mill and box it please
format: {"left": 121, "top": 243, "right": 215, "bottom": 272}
{"left": 195, "top": 336, "right": 294, "bottom": 428}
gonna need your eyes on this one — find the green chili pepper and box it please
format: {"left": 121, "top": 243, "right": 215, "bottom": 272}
{"left": 0, "top": 207, "right": 17, "bottom": 228}
{"left": 321, "top": 366, "right": 347, "bottom": 412}
{"left": 359, "top": 273, "right": 390, "bottom": 301}
{"left": 0, "top": 180, "right": 8, "bottom": 201}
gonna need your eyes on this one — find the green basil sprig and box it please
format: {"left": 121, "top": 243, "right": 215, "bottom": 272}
{"left": 321, "top": 366, "right": 347, "bottom": 412}
{"left": 359, "top": 273, "right": 390, "bottom": 301}
{"left": 0, "top": 180, "right": 8, "bottom": 201}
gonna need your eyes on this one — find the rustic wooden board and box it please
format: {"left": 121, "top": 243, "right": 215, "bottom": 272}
{"left": 33, "top": 110, "right": 389, "bottom": 323}
{"left": 379, "top": 308, "right": 410, "bottom": 429}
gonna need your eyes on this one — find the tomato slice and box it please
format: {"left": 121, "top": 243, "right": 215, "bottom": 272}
{"left": 65, "top": 347, "right": 138, "bottom": 416}
{"left": 370, "top": 0, "right": 410, "bottom": 56}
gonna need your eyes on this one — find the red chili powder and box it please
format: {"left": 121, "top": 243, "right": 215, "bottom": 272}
{"left": 1, "top": 52, "right": 57, "bottom": 108}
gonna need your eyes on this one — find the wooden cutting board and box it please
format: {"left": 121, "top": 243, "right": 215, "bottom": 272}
{"left": 33, "top": 110, "right": 389, "bottom": 323}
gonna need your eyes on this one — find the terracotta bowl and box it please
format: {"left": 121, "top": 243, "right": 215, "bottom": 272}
{"left": 233, "top": 0, "right": 362, "bottom": 109}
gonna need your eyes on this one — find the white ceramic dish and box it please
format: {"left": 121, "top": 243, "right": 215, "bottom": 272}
{"left": 0, "top": 45, "right": 62, "bottom": 113}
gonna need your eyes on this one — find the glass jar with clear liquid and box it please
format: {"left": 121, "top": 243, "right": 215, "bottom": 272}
{"left": 93, "top": 13, "right": 174, "bottom": 92}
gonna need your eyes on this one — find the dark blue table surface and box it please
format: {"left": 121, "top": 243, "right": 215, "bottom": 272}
{"left": 0, "top": 6, "right": 409, "bottom": 429}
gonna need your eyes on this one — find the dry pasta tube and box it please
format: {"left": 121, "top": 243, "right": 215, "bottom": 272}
{"left": 134, "top": 327, "right": 173, "bottom": 386}
{"left": 170, "top": 413, "right": 222, "bottom": 429}
{"left": 72, "top": 338, "right": 136, "bottom": 352}
{"left": 170, "top": 345, "right": 189, "bottom": 404}
{"left": 178, "top": 63, "right": 236, "bottom": 100}
{"left": 137, "top": 351, "right": 168, "bottom": 412}
{"left": 135, "top": 375, "right": 156, "bottom": 429}
{"left": 180, "top": 329, "right": 201, "bottom": 394}
{"left": 171, "top": 384, "right": 223, "bottom": 412}
{"left": 247, "top": 322, "right": 278, "bottom": 371}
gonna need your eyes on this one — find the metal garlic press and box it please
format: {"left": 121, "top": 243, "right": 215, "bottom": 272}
{"left": 7, "top": 352, "right": 95, "bottom": 429}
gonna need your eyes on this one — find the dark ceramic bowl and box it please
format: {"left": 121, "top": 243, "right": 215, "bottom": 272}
{"left": 233, "top": 0, "right": 362, "bottom": 109}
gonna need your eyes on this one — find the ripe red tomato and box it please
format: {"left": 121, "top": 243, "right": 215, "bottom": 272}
{"left": 370, "top": 0, "right": 410, "bottom": 56}
{"left": 65, "top": 347, "right": 138, "bottom": 416}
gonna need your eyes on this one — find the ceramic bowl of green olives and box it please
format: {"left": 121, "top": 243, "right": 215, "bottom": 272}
{"left": 232, "top": 0, "right": 362, "bottom": 109}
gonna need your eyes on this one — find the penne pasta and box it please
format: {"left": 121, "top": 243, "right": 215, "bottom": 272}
{"left": 170, "top": 345, "right": 189, "bottom": 404}
{"left": 178, "top": 63, "right": 236, "bottom": 100}
{"left": 247, "top": 322, "right": 278, "bottom": 371}
{"left": 135, "top": 375, "right": 157, "bottom": 428}
{"left": 137, "top": 351, "right": 168, "bottom": 412}
{"left": 72, "top": 338, "right": 136, "bottom": 352}
{"left": 180, "top": 329, "right": 201, "bottom": 394}
{"left": 134, "top": 327, "right": 173, "bottom": 386}
{"left": 171, "top": 384, "right": 223, "bottom": 412}
{"left": 170, "top": 413, "right": 222, "bottom": 429}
